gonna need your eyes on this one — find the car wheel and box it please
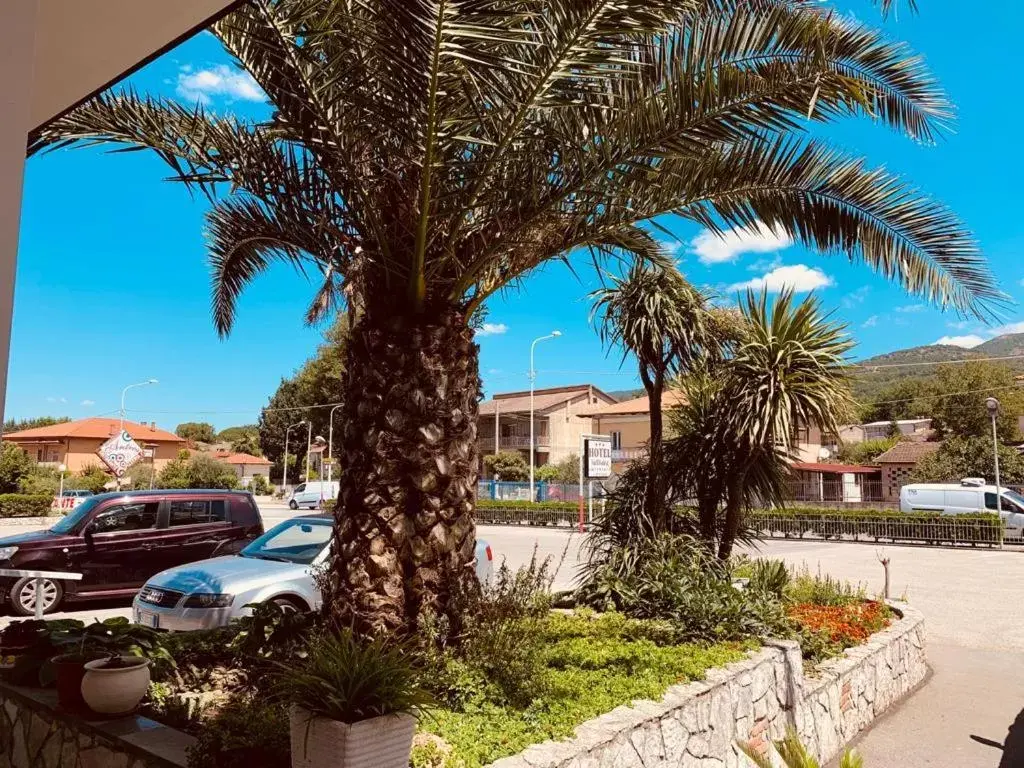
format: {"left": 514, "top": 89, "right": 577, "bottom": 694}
{"left": 9, "top": 576, "right": 63, "bottom": 616}
{"left": 288, "top": 500, "right": 298, "bottom": 510}
{"left": 270, "top": 596, "right": 306, "bottom": 615}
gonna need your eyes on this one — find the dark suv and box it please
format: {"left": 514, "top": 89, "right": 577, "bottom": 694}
{"left": 0, "top": 489, "right": 263, "bottom": 615}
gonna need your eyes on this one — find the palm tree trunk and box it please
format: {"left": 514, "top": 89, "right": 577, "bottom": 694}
{"left": 326, "top": 305, "right": 480, "bottom": 635}
{"left": 718, "top": 472, "right": 746, "bottom": 560}
{"left": 640, "top": 368, "right": 666, "bottom": 530}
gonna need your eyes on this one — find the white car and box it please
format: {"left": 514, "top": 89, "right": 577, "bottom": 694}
{"left": 287, "top": 481, "right": 339, "bottom": 510}
{"left": 133, "top": 514, "right": 495, "bottom": 631}
{"left": 900, "top": 478, "right": 1024, "bottom": 538}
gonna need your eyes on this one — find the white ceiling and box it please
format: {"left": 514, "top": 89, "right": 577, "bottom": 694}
{"left": 30, "top": 0, "right": 239, "bottom": 130}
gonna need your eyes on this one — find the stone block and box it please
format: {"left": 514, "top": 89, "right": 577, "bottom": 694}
{"left": 660, "top": 716, "right": 689, "bottom": 763}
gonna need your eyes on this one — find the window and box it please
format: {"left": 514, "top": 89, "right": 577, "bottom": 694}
{"left": 611, "top": 431, "right": 622, "bottom": 450}
{"left": 36, "top": 449, "right": 43, "bottom": 461}
{"left": 790, "top": 423, "right": 810, "bottom": 443}
{"left": 985, "top": 492, "right": 998, "bottom": 511}
{"left": 294, "top": 483, "right": 306, "bottom": 493}
{"left": 91, "top": 503, "right": 158, "bottom": 534}
{"left": 169, "top": 499, "right": 226, "bottom": 527}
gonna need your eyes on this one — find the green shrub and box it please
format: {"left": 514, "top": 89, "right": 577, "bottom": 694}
{"left": 249, "top": 474, "right": 270, "bottom": 495}
{"left": 186, "top": 695, "right": 289, "bottom": 768}
{"left": 750, "top": 507, "right": 1002, "bottom": 545}
{"left": 785, "top": 566, "right": 865, "bottom": 607}
{"left": 0, "top": 444, "right": 33, "bottom": 493}
{"left": 68, "top": 464, "right": 111, "bottom": 494}
{"left": 0, "top": 494, "right": 54, "bottom": 518}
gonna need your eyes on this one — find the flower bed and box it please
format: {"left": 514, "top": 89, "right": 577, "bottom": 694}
{"left": 788, "top": 601, "right": 892, "bottom": 661}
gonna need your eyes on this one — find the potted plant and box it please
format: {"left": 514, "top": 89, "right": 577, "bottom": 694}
{"left": 80, "top": 653, "right": 152, "bottom": 715}
{"left": 0, "top": 620, "right": 51, "bottom": 685}
{"left": 276, "top": 629, "right": 432, "bottom": 768}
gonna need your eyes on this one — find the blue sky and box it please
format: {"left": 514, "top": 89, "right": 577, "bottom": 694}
{"left": 10, "top": 1, "right": 1024, "bottom": 430}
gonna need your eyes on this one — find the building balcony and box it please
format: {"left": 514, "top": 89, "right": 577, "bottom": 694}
{"left": 478, "top": 434, "right": 551, "bottom": 451}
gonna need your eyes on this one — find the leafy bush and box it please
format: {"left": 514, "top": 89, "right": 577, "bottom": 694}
{"left": 273, "top": 628, "right": 433, "bottom": 723}
{"left": 249, "top": 474, "right": 270, "bottom": 495}
{"left": 18, "top": 466, "right": 61, "bottom": 496}
{"left": 0, "top": 494, "right": 55, "bottom": 518}
{"left": 187, "top": 695, "right": 289, "bottom": 768}
{"left": 68, "top": 464, "right": 111, "bottom": 494}
{"left": 836, "top": 437, "right": 897, "bottom": 465}
{"left": 0, "top": 444, "right": 33, "bottom": 493}
{"left": 785, "top": 566, "right": 865, "bottom": 607}
{"left": 483, "top": 451, "right": 528, "bottom": 481}
{"left": 746, "top": 559, "right": 791, "bottom": 599}
{"left": 159, "top": 451, "right": 239, "bottom": 490}
{"left": 576, "top": 534, "right": 787, "bottom": 642}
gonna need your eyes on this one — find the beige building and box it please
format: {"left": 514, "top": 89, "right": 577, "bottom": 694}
{"left": 477, "top": 385, "right": 617, "bottom": 475}
{"left": 3, "top": 417, "right": 185, "bottom": 473}
{"left": 875, "top": 441, "right": 942, "bottom": 501}
{"left": 581, "top": 391, "right": 839, "bottom": 471}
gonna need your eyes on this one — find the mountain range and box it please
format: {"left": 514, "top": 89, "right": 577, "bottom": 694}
{"left": 852, "top": 333, "right": 1024, "bottom": 402}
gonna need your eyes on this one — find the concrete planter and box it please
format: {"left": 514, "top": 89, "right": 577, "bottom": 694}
{"left": 80, "top": 655, "right": 151, "bottom": 716}
{"left": 290, "top": 705, "right": 416, "bottom": 768}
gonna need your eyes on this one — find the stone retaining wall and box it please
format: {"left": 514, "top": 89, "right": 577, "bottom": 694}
{"left": 0, "top": 682, "right": 193, "bottom": 768}
{"left": 489, "top": 601, "right": 926, "bottom": 768}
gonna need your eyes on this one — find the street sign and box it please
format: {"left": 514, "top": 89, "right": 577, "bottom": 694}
{"left": 96, "top": 429, "right": 144, "bottom": 477}
{"left": 584, "top": 437, "right": 612, "bottom": 479}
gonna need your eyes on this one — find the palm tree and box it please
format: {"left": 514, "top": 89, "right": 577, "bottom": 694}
{"left": 674, "top": 289, "right": 854, "bottom": 558}
{"left": 591, "top": 264, "right": 717, "bottom": 530}
{"left": 29, "top": 1, "right": 997, "bottom": 632}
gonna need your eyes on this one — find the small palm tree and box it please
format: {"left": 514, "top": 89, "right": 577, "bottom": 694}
{"left": 591, "top": 264, "right": 717, "bottom": 529}
{"left": 30, "top": 0, "right": 996, "bottom": 632}
{"left": 674, "top": 289, "right": 854, "bottom": 558}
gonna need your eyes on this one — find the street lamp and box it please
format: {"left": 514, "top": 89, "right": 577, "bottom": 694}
{"left": 529, "top": 331, "right": 562, "bottom": 497}
{"left": 119, "top": 378, "right": 158, "bottom": 434}
{"left": 283, "top": 420, "right": 306, "bottom": 491}
{"left": 327, "top": 404, "right": 343, "bottom": 483}
{"left": 986, "top": 397, "right": 1003, "bottom": 524}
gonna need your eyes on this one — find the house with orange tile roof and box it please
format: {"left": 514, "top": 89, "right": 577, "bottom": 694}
{"left": 211, "top": 450, "right": 273, "bottom": 487}
{"left": 477, "top": 385, "right": 617, "bottom": 474}
{"left": 2, "top": 417, "right": 185, "bottom": 474}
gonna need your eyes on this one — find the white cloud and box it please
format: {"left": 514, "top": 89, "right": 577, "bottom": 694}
{"left": 862, "top": 315, "right": 879, "bottom": 328}
{"left": 842, "top": 286, "right": 870, "bottom": 309}
{"left": 946, "top": 319, "right": 972, "bottom": 330}
{"left": 727, "top": 264, "right": 833, "bottom": 294}
{"left": 690, "top": 222, "right": 792, "bottom": 265}
{"left": 80, "top": 399, "right": 95, "bottom": 407}
{"left": 991, "top": 320, "right": 1024, "bottom": 335}
{"left": 1019, "top": 278, "right": 1024, "bottom": 288}
{"left": 477, "top": 323, "right": 508, "bottom": 337}
{"left": 895, "top": 304, "right": 926, "bottom": 313}
{"left": 45, "top": 396, "right": 67, "bottom": 404}
{"left": 933, "top": 334, "right": 985, "bottom": 348}
{"left": 176, "top": 65, "right": 264, "bottom": 104}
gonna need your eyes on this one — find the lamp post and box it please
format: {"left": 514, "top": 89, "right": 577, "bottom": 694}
{"left": 305, "top": 421, "right": 313, "bottom": 481}
{"left": 529, "top": 331, "right": 562, "bottom": 498}
{"left": 327, "top": 404, "right": 343, "bottom": 483}
{"left": 986, "top": 397, "right": 1003, "bottom": 527}
{"left": 118, "top": 379, "right": 158, "bottom": 435}
{"left": 283, "top": 420, "right": 306, "bottom": 492}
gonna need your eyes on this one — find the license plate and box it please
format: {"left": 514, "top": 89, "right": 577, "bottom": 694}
{"left": 137, "top": 610, "right": 159, "bottom": 629}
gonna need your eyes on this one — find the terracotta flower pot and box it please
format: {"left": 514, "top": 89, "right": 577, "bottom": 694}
{"left": 80, "top": 656, "right": 151, "bottom": 716}
{"left": 289, "top": 705, "right": 415, "bottom": 768}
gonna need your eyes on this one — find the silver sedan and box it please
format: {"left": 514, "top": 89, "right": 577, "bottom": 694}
{"left": 132, "top": 514, "right": 495, "bottom": 631}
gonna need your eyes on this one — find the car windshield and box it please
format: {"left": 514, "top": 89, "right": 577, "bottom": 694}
{"left": 240, "top": 518, "right": 332, "bottom": 565}
{"left": 49, "top": 496, "right": 106, "bottom": 534}
{"left": 1004, "top": 489, "right": 1024, "bottom": 508}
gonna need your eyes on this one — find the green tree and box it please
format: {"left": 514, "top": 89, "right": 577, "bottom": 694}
{"left": 925, "top": 362, "right": 1024, "bottom": 441}
{"left": 175, "top": 422, "right": 217, "bottom": 444}
{"left": 837, "top": 437, "right": 899, "bottom": 465}
{"left": 2, "top": 416, "right": 71, "bottom": 434}
{"left": 68, "top": 464, "right": 112, "bottom": 494}
{"left": 673, "top": 290, "right": 854, "bottom": 558}
{"left": 230, "top": 431, "right": 262, "bottom": 457}
{"left": 0, "top": 444, "right": 33, "bottom": 493}
{"left": 857, "top": 378, "right": 931, "bottom": 424}
{"left": 911, "top": 436, "right": 1024, "bottom": 485}
{"left": 592, "top": 264, "right": 717, "bottom": 529}
{"left": 483, "top": 451, "right": 529, "bottom": 482}
{"left": 157, "top": 450, "right": 238, "bottom": 489}
{"left": 34, "top": 1, "right": 997, "bottom": 631}
{"left": 536, "top": 455, "right": 580, "bottom": 484}
{"left": 258, "top": 316, "right": 346, "bottom": 484}
{"left": 217, "top": 424, "right": 258, "bottom": 443}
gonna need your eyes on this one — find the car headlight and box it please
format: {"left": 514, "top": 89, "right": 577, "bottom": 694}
{"left": 183, "top": 593, "right": 234, "bottom": 608}
{"left": 0, "top": 546, "right": 18, "bottom": 560}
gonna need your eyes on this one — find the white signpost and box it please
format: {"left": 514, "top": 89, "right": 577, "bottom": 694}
{"left": 578, "top": 434, "right": 612, "bottom": 531}
{"left": 96, "top": 429, "right": 144, "bottom": 478}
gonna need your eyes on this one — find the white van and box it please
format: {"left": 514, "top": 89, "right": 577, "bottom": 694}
{"left": 899, "top": 478, "right": 1024, "bottom": 538}
{"left": 287, "top": 481, "right": 340, "bottom": 510}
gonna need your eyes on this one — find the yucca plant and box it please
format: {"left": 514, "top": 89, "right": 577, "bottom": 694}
{"left": 29, "top": 0, "right": 997, "bottom": 631}
{"left": 741, "top": 729, "right": 864, "bottom": 768}
{"left": 273, "top": 629, "right": 433, "bottom": 724}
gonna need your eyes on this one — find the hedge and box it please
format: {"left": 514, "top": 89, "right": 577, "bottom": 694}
{"left": 0, "top": 494, "right": 56, "bottom": 518}
{"left": 750, "top": 507, "right": 1002, "bottom": 545}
